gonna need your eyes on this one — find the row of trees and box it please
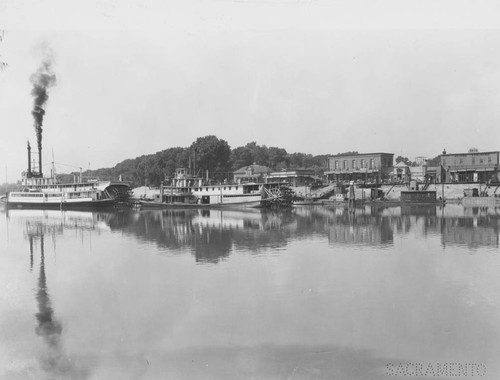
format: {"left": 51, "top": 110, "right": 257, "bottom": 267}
{"left": 69, "top": 136, "right": 328, "bottom": 187}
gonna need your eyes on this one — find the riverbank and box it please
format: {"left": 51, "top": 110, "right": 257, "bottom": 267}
{"left": 353, "top": 183, "right": 489, "bottom": 201}
{"left": 132, "top": 183, "right": 496, "bottom": 205}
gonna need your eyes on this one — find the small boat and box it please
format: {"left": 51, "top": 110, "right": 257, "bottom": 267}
{"left": 321, "top": 193, "right": 349, "bottom": 206}
{"left": 292, "top": 197, "right": 322, "bottom": 206}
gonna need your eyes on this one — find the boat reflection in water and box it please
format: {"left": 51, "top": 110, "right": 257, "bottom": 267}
{"left": 23, "top": 214, "right": 89, "bottom": 379}
{"left": 111, "top": 208, "right": 298, "bottom": 263}
{"left": 439, "top": 205, "right": 500, "bottom": 249}
{"left": 10, "top": 204, "right": 500, "bottom": 265}
{"left": 8, "top": 209, "right": 113, "bottom": 236}
{"left": 3, "top": 204, "right": 499, "bottom": 379}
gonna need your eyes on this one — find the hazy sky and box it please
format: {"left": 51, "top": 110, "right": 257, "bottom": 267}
{"left": 1, "top": 0, "right": 500, "bottom": 181}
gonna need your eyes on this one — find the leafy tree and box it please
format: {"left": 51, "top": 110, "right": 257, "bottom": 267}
{"left": 268, "top": 147, "right": 288, "bottom": 168}
{"left": 287, "top": 152, "right": 305, "bottom": 168}
{"left": 395, "top": 156, "right": 412, "bottom": 166}
{"left": 230, "top": 146, "right": 254, "bottom": 170}
{"left": 426, "top": 155, "right": 441, "bottom": 166}
{"left": 60, "top": 136, "right": 329, "bottom": 187}
{"left": 190, "top": 135, "right": 231, "bottom": 181}
{"left": 244, "top": 142, "right": 269, "bottom": 165}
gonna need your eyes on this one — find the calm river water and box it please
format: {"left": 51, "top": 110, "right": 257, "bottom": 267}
{"left": 0, "top": 204, "right": 499, "bottom": 379}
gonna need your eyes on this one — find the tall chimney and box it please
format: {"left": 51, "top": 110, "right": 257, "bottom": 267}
{"left": 39, "top": 146, "right": 42, "bottom": 176}
{"left": 27, "top": 142, "right": 32, "bottom": 174}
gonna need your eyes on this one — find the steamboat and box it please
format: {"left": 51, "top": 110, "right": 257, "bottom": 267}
{"left": 1, "top": 142, "right": 130, "bottom": 210}
{"left": 137, "top": 168, "right": 293, "bottom": 209}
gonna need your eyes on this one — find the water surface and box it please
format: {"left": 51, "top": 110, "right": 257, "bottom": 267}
{"left": 1, "top": 204, "right": 499, "bottom": 379}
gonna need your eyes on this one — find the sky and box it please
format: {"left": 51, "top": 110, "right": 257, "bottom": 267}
{"left": 1, "top": 0, "right": 500, "bottom": 181}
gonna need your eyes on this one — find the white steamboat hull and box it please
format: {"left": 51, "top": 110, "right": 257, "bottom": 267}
{"left": 5, "top": 198, "right": 115, "bottom": 209}
{"left": 139, "top": 194, "right": 264, "bottom": 209}
{"left": 5, "top": 193, "right": 115, "bottom": 209}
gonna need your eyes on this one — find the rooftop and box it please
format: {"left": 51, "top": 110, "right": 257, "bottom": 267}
{"left": 234, "top": 164, "right": 271, "bottom": 174}
{"left": 329, "top": 152, "right": 394, "bottom": 157}
{"left": 441, "top": 151, "right": 500, "bottom": 156}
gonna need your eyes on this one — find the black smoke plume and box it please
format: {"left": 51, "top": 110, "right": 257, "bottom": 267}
{"left": 30, "top": 58, "right": 56, "bottom": 152}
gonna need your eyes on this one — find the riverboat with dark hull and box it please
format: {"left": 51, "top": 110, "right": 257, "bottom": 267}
{"left": 136, "top": 168, "right": 293, "bottom": 209}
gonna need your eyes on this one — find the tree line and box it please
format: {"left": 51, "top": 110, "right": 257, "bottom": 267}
{"left": 60, "top": 136, "right": 329, "bottom": 187}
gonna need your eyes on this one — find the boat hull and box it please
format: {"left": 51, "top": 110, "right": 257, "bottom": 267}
{"left": 137, "top": 198, "right": 264, "bottom": 209}
{"left": 462, "top": 197, "right": 500, "bottom": 207}
{"left": 5, "top": 199, "right": 116, "bottom": 210}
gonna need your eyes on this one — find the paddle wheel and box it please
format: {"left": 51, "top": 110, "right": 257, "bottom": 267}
{"left": 261, "top": 184, "right": 294, "bottom": 209}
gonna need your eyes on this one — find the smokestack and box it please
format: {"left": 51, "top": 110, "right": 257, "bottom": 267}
{"left": 39, "top": 146, "right": 42, "bottom": 176}
{"left": 31, "top": 106, "right": 45, "bottom": 174}
{"left": 27, "top": 141, "right": 32, "bottom": 174}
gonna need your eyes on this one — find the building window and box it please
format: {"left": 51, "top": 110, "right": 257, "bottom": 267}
{"left": 343, "top": 160, "right": 347, "bottom": 169}
{"left": 335, "top": 161, "right": 339, "bottom": 170}
{"left": 352, "top": 159, "right": 356, "bottom": 169}
{"left": 488, "top": 156, "right": 492, "bottom": 163}
{"left": 360, "top": 159, "right": 365, "bottom": 168}
{"left": 370, "top": 159, "right": 375, "bottom": 169}
{"left": 459, "top": 158, "right": 463, "bottom": 164}
{"left": 472, "top": 157, "right": 475, "bottom": 164}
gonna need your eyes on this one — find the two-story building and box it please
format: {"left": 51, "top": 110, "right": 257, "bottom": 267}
{"left": 440, "top": 150, "right": 500, "bottom": 183}
{"left": 391, "top": 162, "right": 411, "bottom": 183}
{"left": 233, "top": 164, "right": 271, "bottom": 184}
{"left": 325, "top": 152, "right": 394, "bottom": 184}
